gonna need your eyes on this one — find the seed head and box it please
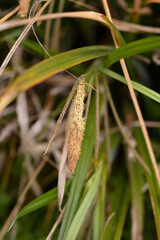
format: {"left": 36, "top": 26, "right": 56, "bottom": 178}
{"left": 18, "top": 0, "right": 30, "bottom": 18}
{"left": 68, "top": 78, "right": 85, "bottom": 173}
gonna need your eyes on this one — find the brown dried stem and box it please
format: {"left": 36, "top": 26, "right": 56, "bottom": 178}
{"left": 0, "top": 0, "right": 51, "bottom": 78}
{"left": 103, "top": 78, "right": 150, "bottom": 174}
{"left": 51, "top": 0, "right": 65, "bottom": 50}
{"left": 94, "top": 71, "right": 100, "bottom": 164}
{"left": 1, "top": 12, "right": 160, "bottom": 34}
{"left": 0, "top": 6, "right": 20, "bottom": 24}
{"left": 44, "top": 0, "right": 55, "bottom": 51}
{"left": 44, "top": 80, "right": 78, "bottom": 155}
{"left": 103, "top": 87, "right": 111, "bottom": 174}
{"left": 85, "top": 87, "right": 92, "bottom": 120}
{"left": 58, "top": 127, "right": 69, "bottom": 211}
{"left": 46, "top": 205, "right": 66, "bottom": 240}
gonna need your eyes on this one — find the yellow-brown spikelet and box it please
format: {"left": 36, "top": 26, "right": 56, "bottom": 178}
{"left": 68, "top": 78, "right": 85, "bottom": 173}
{"left": 18, "top": 0, "right": 30, "bottom": 18}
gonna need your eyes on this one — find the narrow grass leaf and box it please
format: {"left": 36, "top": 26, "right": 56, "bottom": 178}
{"left": 65, "top": 167, "right": 102, "bottom": 240}
{"left": 0, "top": 45, "right": 112, "bottom": 114}
{"left": 8, "top": 180, "right": 71, "bottom": 231}
{"left": 99, "top": 68, "right": 160, "bottom": 103}
{"left": 104, "top": 17, "right": 125, "bottom": 46}
{"left": 127, "top": 150, "right": 144, "bottom": 239}
{"left": 104, "top": 36, "right": 160, "bottom": 67}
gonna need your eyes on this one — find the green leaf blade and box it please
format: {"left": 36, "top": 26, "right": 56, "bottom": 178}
{"left": 0, "top": 45, "right": 112, "bottom": 114}
{"left": 8, "top": 181, "right": 71, "bottom": 231}
{"left": 105, "top": 36, "right": 160, "bottom": 67}
{"left": 99, "top": 68, "right": 160, "bottom": 103}
{"left": 65, "top": 167, "right": 102, "bottom": 240}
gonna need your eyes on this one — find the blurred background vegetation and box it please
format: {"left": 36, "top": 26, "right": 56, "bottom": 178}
{"left": 0, "top": 0, "right": 160, "bottom": 239}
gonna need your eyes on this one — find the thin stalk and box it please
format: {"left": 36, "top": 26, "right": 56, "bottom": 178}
{"left": 103, "top": 78, "right": 150, "bottom": 174}
{"left": 85, "top": 88, "right": 92, "bottom": 120}
{"left": 0, "top": 6, "right": 20, "bottom": 24}
{"left": 46, "top": 206, "right": 66, "bottom": 240}
{"left": 58, "top": 126, "right": 70, "bottom": 211}
{"left": 103, "top": 90, "right": 111, "bottom": 174}
{"left": 44, "top": 80, "right": 78, "bottom": 154}
{"left": 51, "top": 0, "right": 65, "bottom": 50}
{"left": 0, "top": 0, "right": 51, "bottom": 78}
{"left": 0, "top": 11, "right": 109, "bottom": 32}
{"left": 44, "top": 0, "right": 55, "bottom": 51}
{"left": 95, "top": 71, "right": 100, "bottom": 164}
{"left": 1, "top": 13, "right": 160, "bottom": 34}
{"left": 69, "top": 0, "right": 98, "bottom": 11}
{"left": 133, "top": 0, "right": 141, "bottom": 21}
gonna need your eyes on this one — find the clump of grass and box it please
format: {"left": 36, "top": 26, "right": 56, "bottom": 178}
{"left": 0, "top": 1, "right": 160, "bottom": 240}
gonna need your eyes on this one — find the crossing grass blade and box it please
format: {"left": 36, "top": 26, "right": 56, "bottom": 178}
{"left": 104, "top": 36, "right": 160, "bottom": 67}
{"left": 127, "top": 150, "right": 144, "bottom": 238}
{"left": 0, "top": 45, "right": 112, "bottom": 114}
{"left": 99, "top": 68, "right": 160, "bottom": 103}
{"left": 8, "top": 180, "right": 71, "bottom": 231}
